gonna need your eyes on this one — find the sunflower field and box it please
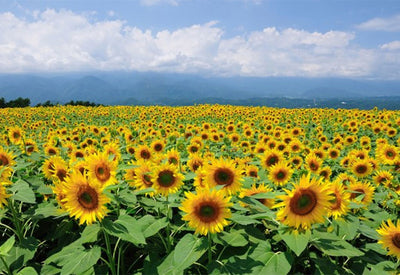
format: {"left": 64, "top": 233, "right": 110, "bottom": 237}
{"left": 0, "top": 105, "right": 399, "bottom": 274}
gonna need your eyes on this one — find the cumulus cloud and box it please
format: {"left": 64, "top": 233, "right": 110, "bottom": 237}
{"left": 356, "top": 14, "right": 400, "bottom": 32}
{"left": 0, "top": 9, "right": 399, "bottom": 78}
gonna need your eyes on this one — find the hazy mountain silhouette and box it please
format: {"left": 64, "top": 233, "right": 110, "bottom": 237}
{"left": 0, "top": 72, "right": 399, "bottom": 105}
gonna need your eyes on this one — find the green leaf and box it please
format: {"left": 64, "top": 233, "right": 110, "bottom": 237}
{"left": 220, "top": 229, "right": 248, "bottom": 247}
{"left": 279, "top": 228, "right": 310, "bottom": 256}
{"left": 358, "top": 223, "right": 380, "bottom": 240}
{"left": 138, "top": 215, "right": 168, "bottom": 238}
{"left": 184, "top": 172, "right": 196, "bottom": 181}
{"left": 157, "top": 233, "right": 207, "bottom": 275}
{"left": 0, "top": 237, "right": 38, "bottom": 272}
{"left": 103, "top": 216, "right": 146, "bottom": 245}
{"left": 60, "top": 246, "right": 101, "bottom": 275}
{"left": 79, "top": 224, "right": 100, "bottom": 244}
{"left": 229, "top": 212, "right": 261, "bottom": 225}
{"left": 33, "top": 202, "right": 60, "bottom": 218}
{"left": 258, "top": 252, "right": 292, "bottom": 275}
{"left": 16, "top": 267, "right": 38, "bottom": 275}
{"left": 336, "top": 215, "right": 359, "bottom": 240}
{"left": 0, "top": 235, "right": 15, "bottom": 256}
{"left": 9, "top": 180, "right": 36, "bottom": 204}
{"left": 45, "top": 244, "right": 101, "bottom": 275}
{"left": 118, "top": 188, "right": 137, "bottom": 205}
{"left": 173, "top": 234, "right": 208, "bottom": 270}
{"left": 312, "top": 238, "right": 364, "bottom": 257}
{"left": 248, "top": 241, "right": 272, "bottom": 262}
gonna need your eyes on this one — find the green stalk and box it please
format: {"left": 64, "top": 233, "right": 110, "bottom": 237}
{"left": 208, "top": 233, "right": 212, "bottom": 266}
{"left": 8, "top": 200, "right": 23, "bottom": 243}
{"left": 165, "top": 196, "right": 172, "bottom": 253}
{"left": 102, "top": 226, "right": 117, "bottom": 275}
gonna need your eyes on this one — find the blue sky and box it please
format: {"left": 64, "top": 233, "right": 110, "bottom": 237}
{"left": 0, "top": 0, "right": 400, "bottom": 79}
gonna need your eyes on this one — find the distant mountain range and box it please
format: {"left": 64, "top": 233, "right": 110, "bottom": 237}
{"left": 0, "top": 72, "right": 399, "bottom": 106}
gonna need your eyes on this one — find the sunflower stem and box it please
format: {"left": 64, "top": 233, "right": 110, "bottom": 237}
{"left": 207, "top": 233, "right": 213, "bottom": 266}
{"left": 102, "top": 225, "right": 117, "bottom": 275}
{"left": 165, "top": 196, "right": 172, "bottom": 253}
{"left": 8, "top": 199, "right": 24, "bottom": 243}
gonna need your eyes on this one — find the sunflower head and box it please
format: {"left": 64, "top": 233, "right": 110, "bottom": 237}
{"left": 267, "top": 161, "right": 293, "bottom": 186}
{"left": 62, "top": 171, "right": 110, "bottom": 225}
{"left": 180, "top": 188, "right": 232, "bottom": 235}
{"left": 275, "top": 174, "right": 332, "bottom": 230}
{"left": 86, "top": 151, "right": 117, "bottom": 187}
{"left": 152, "top": 163, "right": 184, "bottom": 197}
{"left": 205, "top": 158, "right": 243, "bottom": 195}
{"left": 377, "top": 219, "right": 400, "bottom": 260}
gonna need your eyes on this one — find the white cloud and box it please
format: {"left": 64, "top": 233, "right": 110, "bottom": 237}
{"left": 356, "top": 14, "right": 400, "bottom": 32}
{"left": 381, "top": 41, "right": 400, "bottom": 50}
{"left": 0, "top": 9, "right": 399, "bottom": 79}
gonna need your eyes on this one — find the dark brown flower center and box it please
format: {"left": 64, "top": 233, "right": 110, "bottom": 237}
{"left": 154, "top": 143, "right": 163, "bottom": 152}
{"left": 214, "top": 168, "right": 234, "bottom": 186}
{"left": 290, "top": 189, "right": 317, "bottom": 216}
{"left": 0, "top": 154, "right": 9, "bottom": 166}
{"left": 195, "top": 202, "right": 219, "bottom": 223}
{"left": 392, "top": 233, "right": 400, "bottom": 249}
{"left": 56, "top": 169, "right": 67, "bottom": 182}
{"left": 266, "top": 156, "right": 278, "bottom": 167}
{"left": 276, "top": 170, "right": 286, "bottom": 180}
{"left": 140, "top": 150, "right": 151, "bottom": 159}
{"left": 355, "top": 164, "right": 367, "bottom": 174}
{"left": 78, "top": 186, "right": 99, "bottom": 210}
{"left": 330, "top": 192, "right": 342, "bottom": 210}
{"left": 157, "top": 170, "right": 175, "bottom": 187}
{"left": 143, "top": 174, "right": 153, "bottom": 186}
{"left": 95, "top": 164, "right": 111, "bottom": 182}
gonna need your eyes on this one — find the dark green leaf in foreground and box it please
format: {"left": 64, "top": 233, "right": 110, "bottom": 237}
{"left": 9, "top": 180, "right": 36, "bottom": 204}
{"left": 279, "top": 228, "right": 311, "bottom": 256}
{"left": 157, "top": 233, "right": 208, "bottom": 275}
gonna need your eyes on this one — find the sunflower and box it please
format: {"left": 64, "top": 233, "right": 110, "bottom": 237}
{"left": 42, "top": 156, "right": 66, "bottom": 181}
{"left": 0, "top": 147, "right": 16, "bottom": 168}
{"left": 135, "top": 145, "right": 153, "bottom": 161}
{"left": 152, "top": 163, "right": 184, "bottom": 197}
{"left": 180, "top": 188, "right": 232, "bottom": 236}
{"left": 193, "top": 168, "right": 208, "bottom": 190}
{"left": 50, "top": 158, "right": 69, "bottom": 183}
{"left": 348, "top": 181, "right": 375, "bottom": 206}
{"left": 166, "top": 149, "right": 180, "bottom": 166}
{"left": 319, "top": 167, "right": 332, "bottom": 181}
{"left": 52, "top": 181, "right": 68, "bottom": 211}
{"left": 187, "top": 154, "right": 204, "bottom": 172}
{"left": 245, "top": 165, "right": 259, "bottom": 178}
{"left": 44, "top": 145, "right": 59, "bottom": 156}
{"left": 22, "top": 138, "right": 38, "bottom": 155}
{"left": 305, "top": 154, "right": 323, "bottom": 174}
{"left": 275, "top": 174, "right": 332, "bottom": 230}
{"left": 8, "top": 126, "right": 23, "bottom": 145}
{"left": 328, "top": 148, "right": 340, "bottom": 159}
{"left": 204, "top": 158, "right": 243, "bottom": 195}
{"left": 0, "top": 183, "right": 10, "bottom": 208}
{"left": 327, "top": 180, "right": 350, "bottom": 219}
{"left": 104, "top": 141, "right": 121, "bottom": 162}
{"left": 151, "top": 139, "right": 165, "bottom": 154}
{"left": 377, "top": 219, "right": 400, "bottom": 259}
{"left": 267, "top": 161, "right": 293, "bottom": 186}
{"left": 239, "top": 184, "right": 274, "bottom": 208}
{"left": 62, "top": 171, "right": 110, "bottom": 225}
{"left": 86, "top": 151, "right": 117, "bottom": 187}
{"left": 290, "top": 156, "right": 303, "bottom": 169}
{"left": 373, "top": 170, "right": 393, "bottom": 186}
{"left": 350, "top": 159, "right": 372, "bottom": 178}
{"left": 260, "top": 149, "right": 284, "bottom": 169}
{"left": 132, "top": 161, "right": 155, "bottom": 196}
{"left": 377, "top": 144, "right": 399, "bottom": 165}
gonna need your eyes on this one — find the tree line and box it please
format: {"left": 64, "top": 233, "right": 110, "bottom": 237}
{"left": 0, "top": 97, "right": 101, "bottom": 108}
